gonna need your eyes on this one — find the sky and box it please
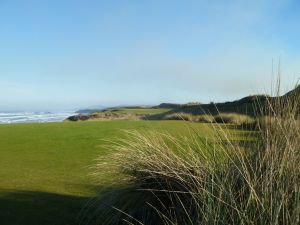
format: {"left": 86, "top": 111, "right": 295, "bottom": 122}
{"left": 0, "top": 0, "right": 300, "bottom": 111}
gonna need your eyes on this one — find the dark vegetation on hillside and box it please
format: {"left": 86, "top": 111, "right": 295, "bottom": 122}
{"left": 167, "top": 85, "right": 300, "bottom": 115}
{"left": 153, "top": 102, "right": 201, "bottom": 109}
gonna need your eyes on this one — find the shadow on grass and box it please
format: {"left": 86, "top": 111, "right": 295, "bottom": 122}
{"left": 78, "top": 186, "right": 167, "bottom": 225}
{"left": 0, "top": 189, "right": 96, "bottom": 225}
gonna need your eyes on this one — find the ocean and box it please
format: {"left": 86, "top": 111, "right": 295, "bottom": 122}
{"left": 0, "top": 112, "right": 76, "bottom": 124}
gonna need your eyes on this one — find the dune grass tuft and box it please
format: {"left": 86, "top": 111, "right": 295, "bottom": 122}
{"left": 213, "top": 113, "right": 254, "bottom": 125}
{"left": 162, "top": 112, "right": 254, "bottom": 126}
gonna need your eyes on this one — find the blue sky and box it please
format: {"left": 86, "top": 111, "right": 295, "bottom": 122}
{"left": 0, "top": 0, "right": 300, "bottom": 111}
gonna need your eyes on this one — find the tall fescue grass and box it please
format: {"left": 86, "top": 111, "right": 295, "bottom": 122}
{"left": 88, "top": 84, "right": 300, "bottom": 224}
{"left": 162, "top": 112, "right": 254, "bottom": 125}
{"left": 213, "top": 113, "right": 254, "bottom": 125}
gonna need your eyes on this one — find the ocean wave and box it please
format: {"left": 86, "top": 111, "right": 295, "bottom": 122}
{"left": 0, "top": 112, "right": 75, "bottom": 124}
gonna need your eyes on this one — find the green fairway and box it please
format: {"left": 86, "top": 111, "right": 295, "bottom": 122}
{"left": 0, "top": 120, "right": 215, "bottom": 225}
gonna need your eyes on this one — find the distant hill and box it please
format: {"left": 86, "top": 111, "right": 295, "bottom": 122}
{"left": 76, "top": 108, "right": 105, "bottom": 114}
{"left": 283, "top": 85, "right": 300, "bottom": 98}
{"left": 156, "top": 85, "right": 300, "bottom": 117}
{"left": 153, "top": 102, "right": 201, "bottom": 109}
{"left": 76, "top": 105, "right": 154, "bottom": 114}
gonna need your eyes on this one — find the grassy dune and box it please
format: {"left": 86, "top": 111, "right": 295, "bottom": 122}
{"left": 67, "top": 108, "right": 171, "bottom": 121}
{"left": 107, "top": 108, "right": 171, "bottom": 114}
{"left": 0, "top": 120, "right": 218, "bottom": 225}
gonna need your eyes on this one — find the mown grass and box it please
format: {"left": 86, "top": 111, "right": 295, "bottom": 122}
{"left": 0, "top": 120, "right": 226, "bottom": 225}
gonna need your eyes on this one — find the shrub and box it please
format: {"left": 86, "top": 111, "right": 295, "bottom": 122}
{"left": 196, "top": 114, "right": 215, "bottom": 123}
{"left": 213, "top": 113, "right": 254, "bottom": 125}
{"left": 163, "top": 113, "right": 194, "bottom": 121}
{"left": 159, "top": 112, "right": 254, "bottom": 125}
